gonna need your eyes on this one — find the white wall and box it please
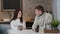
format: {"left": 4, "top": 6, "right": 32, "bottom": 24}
{"left": 57, "top": 0, "right": 60, "bottom": 20}
{"left": 52, "top": 0, "right": 60, "bottom": 20}
{"left": 52, "top": 0, "right": 57, "bottom": 19}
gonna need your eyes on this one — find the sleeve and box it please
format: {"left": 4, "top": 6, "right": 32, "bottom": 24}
{"left": 45, "top": 13, "right": 52, "bottom": 23}
{"left": 10, "top": 20, "right": 17, "bottom": 29}
{"left": 23, "top": 20, "right": 26, "bottom": 29}
{"left": 44, "top": 13, "right": 52, "bottom": 29}
{"left": 32, "top": 16, "right": 38, "bottom": 30}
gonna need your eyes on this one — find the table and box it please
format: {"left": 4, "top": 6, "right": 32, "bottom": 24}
{"left": 8, "top": 29, "right": 60, "bottom": 34}
{"left": 8, "top": 29, "right": 44, "bottom": 34}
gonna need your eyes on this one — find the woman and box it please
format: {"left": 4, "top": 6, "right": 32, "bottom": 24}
{"left": 10, "top": 9, "right": 26, "bottom": 30}
{"left": 32, "top": 5, "right": 52, "bottom": 31}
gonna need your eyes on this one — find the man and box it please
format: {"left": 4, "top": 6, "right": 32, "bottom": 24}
{"left": 32, "top": 5, "right": 52, "bottom": 31}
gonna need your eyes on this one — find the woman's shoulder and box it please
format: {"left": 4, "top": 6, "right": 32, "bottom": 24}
{"left": 10, "top": 20, "right": 15, "bottom": 23}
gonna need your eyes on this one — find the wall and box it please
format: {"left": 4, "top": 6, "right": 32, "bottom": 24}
{"left": 0, "top": 0, "right": 14, "bottom": 20}
{"left": 52, "top": 0, "right": 57, "bottom": 19}
{"left": 0, "top": 0, "right": 52, "bottom": 21}
{"left": 0, "top": 0, "right": 1, "bottom": 13}
{"left": 57, "top": 0, "right": 60, "bottom": 20}
{"left": 52, "top": 0, "right": 60, "bottom": 20}
{"left": 23, "top": 0, "right": 52, "bottom": 21}
{"left": 0, "top": 0, "right": 1, "bottom": 16}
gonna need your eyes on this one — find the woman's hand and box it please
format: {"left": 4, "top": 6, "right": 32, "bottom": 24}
{"left": 17, "top": 26, "right": 23, "bottom": 30}
{"left": 22, "top": 27, "right": 26, "bottom": 30}
{"left": 32, "top": 29, "right": 35, "bottom": 31}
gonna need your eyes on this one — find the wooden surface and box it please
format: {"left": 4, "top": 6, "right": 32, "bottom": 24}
{"left": 44, "top": 29, "right": 59, "bottom": 33}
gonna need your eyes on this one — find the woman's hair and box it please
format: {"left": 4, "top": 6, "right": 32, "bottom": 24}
{"left": 11, "top": 9, "right": 23, "bottom": 23}
{"left": 35, "top": 5, "right": 45, "bottom": 14}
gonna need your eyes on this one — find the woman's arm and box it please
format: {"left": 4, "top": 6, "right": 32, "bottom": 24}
{"left": 23, "top": 20, "right": 26, "bottom": 29}
{"left": 10, "top": 20, "right": 17, "bottom": 29}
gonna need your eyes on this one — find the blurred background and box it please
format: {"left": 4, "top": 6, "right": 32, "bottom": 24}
{"left": 0, "top": 0, "right": 60, "bottom": 34}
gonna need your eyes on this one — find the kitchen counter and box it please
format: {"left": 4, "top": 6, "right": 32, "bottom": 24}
{"left": 0, "top": 19, "right": 11, "bottom": 24}
{"left": 0, "top": 21, "right": 10, "bottom": 24}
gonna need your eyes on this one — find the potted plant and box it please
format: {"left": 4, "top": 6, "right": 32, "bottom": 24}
{"left": 51, "top": 19, "right": 60, "bottom": 30}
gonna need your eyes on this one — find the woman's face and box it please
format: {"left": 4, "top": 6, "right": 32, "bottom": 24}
{"left": 17, "top": 11, "right": 22, "bottom": 18}
{"left": 35, "top": 9, "right": 42, "bottom": 16}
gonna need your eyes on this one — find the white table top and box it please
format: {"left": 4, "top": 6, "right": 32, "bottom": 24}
{"left": 8, "top": 29, "right": 44, "bottom": 34}
{"left": 8, "top": 29, "right": 59, "bottom": 34}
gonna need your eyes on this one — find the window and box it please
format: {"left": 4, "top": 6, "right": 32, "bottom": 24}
{"left": 2, "top": 0, "right": 22, "bottom": 11}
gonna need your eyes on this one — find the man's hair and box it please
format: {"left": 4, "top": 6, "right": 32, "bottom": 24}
{"left": 35, "top": 5, "right": 45, "bottom": 14}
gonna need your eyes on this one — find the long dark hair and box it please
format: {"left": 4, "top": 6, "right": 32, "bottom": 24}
{"left": 35, "top": 5, "right": 45, "bottom": 15}
{"left": 11, "top": 9, "right": 23, "bottom": 23}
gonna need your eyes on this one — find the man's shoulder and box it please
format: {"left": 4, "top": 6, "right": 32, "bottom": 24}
{"left": 45, "top": 13, "right": 52, "bottom": 16}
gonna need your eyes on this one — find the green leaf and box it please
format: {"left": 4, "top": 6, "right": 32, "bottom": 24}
{"left": 51, "top": 19, "right": 60, "bottom": 27}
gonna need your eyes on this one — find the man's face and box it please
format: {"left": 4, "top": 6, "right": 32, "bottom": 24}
{"left": 35, "top": 9, "right": 42, "bottom": 16}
